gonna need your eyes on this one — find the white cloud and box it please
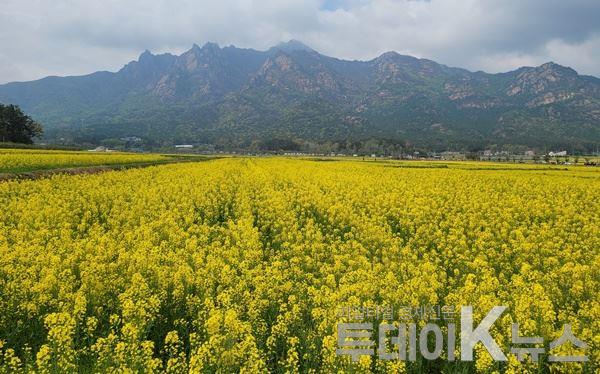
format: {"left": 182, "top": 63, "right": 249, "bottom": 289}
{"left": 543, "top": 35, "right": 600, "bottom": 76}
{"left": 0, "top": 0, "right": 598, "bottom": 83}
{"left": 0, "top": 56, "right": 25, "bottom": 84}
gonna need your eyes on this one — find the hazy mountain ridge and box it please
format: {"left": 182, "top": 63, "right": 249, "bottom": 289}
{"left": 0, "top": 40, "right": 598, "bottom": 150}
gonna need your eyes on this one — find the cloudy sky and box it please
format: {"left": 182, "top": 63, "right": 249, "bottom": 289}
{"left": 1, "top": 0, "right": 599, "bottom": 83}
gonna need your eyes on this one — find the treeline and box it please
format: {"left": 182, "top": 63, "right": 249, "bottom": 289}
{"left": 41, "top": 119, "right": 598, "bottom": 155}
{"left": 203, "top": 137, "right": 418, "bottom": 155}
{"left": 0, "top": 104, "right": 43, "bottom": 144}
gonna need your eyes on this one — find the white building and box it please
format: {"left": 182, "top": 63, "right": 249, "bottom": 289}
{"left": 88, "top": 146, "right": 108, "bottom": 152}
{"left": 549, "top": 151, "right": 567, "bottom": 157}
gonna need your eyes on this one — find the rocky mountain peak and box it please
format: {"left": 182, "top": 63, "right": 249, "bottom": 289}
{"left": 270, "top": 39, "right": 315, "bottom": 54}
{"left": 139, "top": 49, "right": 154, "bottom": 62}
{"left": 506, "top": 61, "right": 581, "bottom": 97}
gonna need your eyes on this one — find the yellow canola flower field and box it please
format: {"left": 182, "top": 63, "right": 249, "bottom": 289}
{"left": 0, "top": 158, "right": 598, "bottom": 373}
{"left": 0, "top": 149, "right": 171, "bottom": 173}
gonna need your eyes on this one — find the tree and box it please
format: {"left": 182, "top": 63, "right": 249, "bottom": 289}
{"left": 0, "top": 104, "right": 43, "bottom": 144}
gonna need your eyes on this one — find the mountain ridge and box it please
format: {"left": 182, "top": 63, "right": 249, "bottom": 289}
{"left": 0, "top": 40, "right": 598, "bottom": 151}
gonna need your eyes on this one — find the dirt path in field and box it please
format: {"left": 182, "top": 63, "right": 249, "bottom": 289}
{"left": 0, "top": 157, "right": 218, "bottom": 182}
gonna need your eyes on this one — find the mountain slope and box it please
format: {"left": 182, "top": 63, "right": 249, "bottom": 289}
{"left": 0, "top": 41, "right": 598, "bottom": 150}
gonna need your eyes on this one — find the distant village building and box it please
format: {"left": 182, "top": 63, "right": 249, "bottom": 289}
{"left": 525, "top": 150, "right": 535, "bottom": 156}
{"left": 283, "top": 152, "right": 305, "bottom": 156}
{"left": 440, "top": 151, "right": 463, "bottom": 160}
{"left": 175, "top": 145, "right": 194, "bottom": 149}
{"left": 549, "top": 151, "right": 567, "bottom": 157}
{"left": 89, "top": 146, "right": 108, "bottom": 152}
